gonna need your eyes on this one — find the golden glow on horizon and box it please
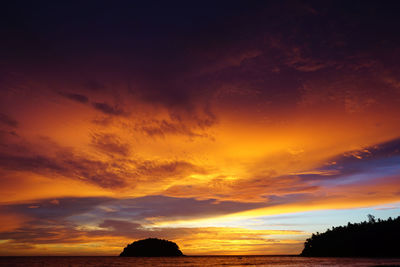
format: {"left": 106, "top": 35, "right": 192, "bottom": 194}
{"left": 0, "top": 226, "right": 307, "bottom": 256}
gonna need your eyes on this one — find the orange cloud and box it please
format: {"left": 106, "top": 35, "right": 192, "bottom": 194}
{"left": 2, "top": 1, "right": 400, "bottom": 255}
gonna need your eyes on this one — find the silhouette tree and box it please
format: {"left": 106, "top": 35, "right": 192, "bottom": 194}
{"left": 368, "top": 214, "right": 376, "bottom": 223}
{"left": 301, "top": 215, "right": 400, "bottom": 257}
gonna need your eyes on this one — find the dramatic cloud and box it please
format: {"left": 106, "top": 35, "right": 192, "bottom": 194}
{"left": 1, "top": 0, "right": 400, "bottom": 256}
{"left": 90, "top": 133, "right": 130, "bottom": 156}
{"left": 0, "top": 149, "right": 128, "bottom": 189}
{"left": 0, "top": 196, "right": 306, "bottom": 255}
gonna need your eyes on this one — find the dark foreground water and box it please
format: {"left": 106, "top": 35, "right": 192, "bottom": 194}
{"left": 1, "top": 256, "right": 400, "bottom": 267}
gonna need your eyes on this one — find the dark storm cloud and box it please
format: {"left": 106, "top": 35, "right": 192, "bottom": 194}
{"left": 92, "top": 102, "right": 125, "bottom": 116}
{"left": 0, "top": 0, "right": 280, "bottom": 116}
{"left": 58, "top": 92, "right": 89, "bottom": 103}
{"left": 0, "top": 113, "right": 18, "bottom": 128}
{"left": 1, "top": 0, "right": 398, "bottom": 193}
{"left": 3, "top": 0, "right": 399, "bottom": 120}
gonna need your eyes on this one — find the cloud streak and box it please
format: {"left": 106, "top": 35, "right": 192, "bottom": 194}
{"left": 0, "top": 113, "right": 18, "bottom": 128}
{"left": 58, "top": 92, "right": 89, "bottom": 103}
{"left": 92, "top": 102, "right": 126, "bottom": 116}
{"left": 0, "top": 196, "right": 306, "bottom": 255}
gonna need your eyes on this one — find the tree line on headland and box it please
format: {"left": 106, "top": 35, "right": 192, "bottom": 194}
{"left": 301, "top": 215, "right": 400, "bottom": 257}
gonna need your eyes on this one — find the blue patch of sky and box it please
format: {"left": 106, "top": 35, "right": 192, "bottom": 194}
{"left": 191, "top": 202, "right": 400, "bottom": 235}
{"left": 319, "top": 157, "right": 400, "bottom": 187}
{"left": 241, "top": 203, "right": 400, "bottom": 234}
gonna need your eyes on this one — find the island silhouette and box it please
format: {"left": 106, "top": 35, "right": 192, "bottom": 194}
{"left": 119, "top": 238, "right": 184, "bottom": 257}
{"left": 301, "top": 215, "right": 400, "bottom": 257}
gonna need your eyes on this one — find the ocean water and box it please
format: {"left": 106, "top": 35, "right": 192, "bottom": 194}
{"left": 1, "top": 256, "right": 400, "bottom": 267}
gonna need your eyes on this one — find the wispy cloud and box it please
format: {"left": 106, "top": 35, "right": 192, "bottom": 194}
{"left": 92, "top": 102, "right": 126, "bottom": 116}
{"left": 0, "top": 113, "right": 18, "bottom": 128}
{"left": 58, "top": 92, "right": 89, "bottom": 103}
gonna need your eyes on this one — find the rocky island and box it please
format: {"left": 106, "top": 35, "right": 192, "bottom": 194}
{"left": 119, "top": 238, "right": 184, "bottom": 257}
{"left": 301, "top": 215, "right": 400, "bottom": 257}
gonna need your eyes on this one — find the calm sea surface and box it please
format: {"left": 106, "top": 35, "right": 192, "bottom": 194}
{"left": 1, "top": 256, "right": 400, "bottom": 267}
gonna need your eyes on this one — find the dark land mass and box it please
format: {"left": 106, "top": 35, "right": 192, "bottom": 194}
{"left": 119, "top": 238, "right": 184, "bottom": 257}
{"left": 301, "top": 215, "right": 400, "bottom": 257}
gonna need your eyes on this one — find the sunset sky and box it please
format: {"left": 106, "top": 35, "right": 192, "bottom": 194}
{"left": 1, "top": 0, "right": 400, "bottom": 255}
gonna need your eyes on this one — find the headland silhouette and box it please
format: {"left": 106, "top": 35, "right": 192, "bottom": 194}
{"left": 119, "top": 238, "right": 184, "bottom": 257}
{"left": 301, "top": 215, "right": 400, "bottom": 257}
